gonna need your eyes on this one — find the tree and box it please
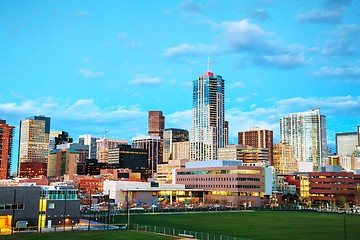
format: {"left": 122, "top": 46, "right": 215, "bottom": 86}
{"left": 281, "top": 193, "right": 299, "bottom": 205}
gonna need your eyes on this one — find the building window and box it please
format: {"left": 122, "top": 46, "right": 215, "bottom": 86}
{"left": 49, "top": 203, "right": 55, "bottom": 209}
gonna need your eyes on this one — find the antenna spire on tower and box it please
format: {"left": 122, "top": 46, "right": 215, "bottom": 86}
{"left": 208, "top": 57, "right": 210, "bottom": 72}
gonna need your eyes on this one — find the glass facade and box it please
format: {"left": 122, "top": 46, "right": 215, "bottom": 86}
{"left": 190, "top": 72, "right": 225, "bottom": 161}
{"left": 163, "top": 128, "right": 189, "bottom": 162}
{"left": 18, "top": 116, "right": 51, "bottom": 177}
{"left": 336, "top": 132, "right": 359, "bottom": 156}
{"left": 280, "top": 108, "right": 326, "bottom": 170}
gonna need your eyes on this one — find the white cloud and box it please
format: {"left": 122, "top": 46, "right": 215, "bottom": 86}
{"left": 178, "top": 1, "right": 204, "bottom": 16}
{"left": 255, "top": 54, "right": 309, "bottom": 69}
{"left": 78, "top": 69, "right": 103, "bottom": 78}
{"left": 218, "top": 19, "right": 309, "bottom": 69}
{"left": 166, "top": 110, "right": 192, "bottom": 130}
{"left": 82, "top": 57, "right": 89, "bottom": 63}
{"left": 117, "top": 33, "right": 130, "bottom": 39}
{"left": 297, "top": 9, "right": 343, "bottom": 24}
{"left": 229, "top": 81, "right": 245, "bottom": 88}
{"left": 312, "top": 65, "right": 360, "bottom": 78}
{"left": 163, "top": 43, "right": 218, "bottom": 58}
{"left": 129, "top": 75, "right": 162, "bottom": 85}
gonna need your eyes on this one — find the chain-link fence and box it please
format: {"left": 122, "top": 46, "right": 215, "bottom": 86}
{"left": 131, "top": 223, "right": 250, "bottom": 240}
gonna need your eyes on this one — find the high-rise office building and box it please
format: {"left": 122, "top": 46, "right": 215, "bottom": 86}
{"left": 218, "top": 144, "right": 269, "bottom": 167}
{"left": 47, "top": 148, "right": 79, "bottom": 177}
{"left": 57, "top": 143, "right": 89, "bottom": 164}
{"left": 132, "top": 135, "right": 160, "bottom": 178}
{"left": 336, "top": 127, "right": 360, "bottom": 156}
{"left": 0, "top": 120, "right": 15, "bottom": 179}
{"left": 18, "top": 115, "right": 50, "bottom": 178}
{"left": 49, "top": 131, "right": 73, "bottom": 151}
{"left": 163, "top": 128, "right": 189, "bottom": 163}
{"left": 224, "top": 121, "right": 229, "bottom": 146}
{"left": 79, "top": 134, "right": 100, "bottom": 159}
{"left": 280, "top": 108, "right": 327, "bottom": 170}
{"left": 190, "top": 69, "right": 225, "bottom": 161}
{"left": 172, "top": 141, "right": 190, "bottom": 160}
{"left": 273, "top": 143, "right": 298, "bottom": 175}
{"left": 148, "top": 111, "right": 165, "bottom": 138}
{"left": 108, "top": 144, "right": 148, "bottom": 178}
{"left": 96, "top": 137, "right": 128, "bottom": 163}
{"left": 238, "top": 127, "right": 273, "bottom": 165}
{"left": 148, "top": 111, "right": 165, "bottom": 164}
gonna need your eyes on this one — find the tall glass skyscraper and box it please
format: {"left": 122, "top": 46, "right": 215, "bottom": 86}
{"left": 336, "top": 129, "right": 360, "bottom": 156}
{"left": 190, "top": 70, "right": 225, "bottom": 161}
{"left": 163, "top": 128, "right": 189, "bottom": 163}
{"left": 18, "top": 115, "right": 51, "bottom": 177}
{"left": 280, "top": 108, "right": 327, "bottom": 170}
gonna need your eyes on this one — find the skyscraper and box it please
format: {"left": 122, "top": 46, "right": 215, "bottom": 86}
{"left": 335, "top": 127, "right": 360, "bottom": 156}
{"left": 79, "top": 134, "right": 100, "bottom": 159}
{"left": 238, "top": 127, "right": 273, "bottom": 165}
{"left": 148, "top": 111, "right": 165, "bottom": 139}
{"left": 190, "top": 69, "right": 225, "bottom": 161}
{"left": 224, "top": 121, "right": 229, "bottom": 146}
{"left": 163, "top": 128, "right": 189, "bottom": 163}
{"left": 273, "top": 142, "right": 298, "bottom": 175}
{"left": 49, "top": 131, "right": 73, "bottom": 151}
{"left": 0, "top": 120, "right": 15, "bottom": 179}
{"left": 18, "top": 115, "right": 50, "bottom": 178}
{"left": 148, "top": 111, "right": 165, "bottom": 164}
{"left": 280, "top": 108, "right": 327, "bottom": 170}
{"left": 47, "top": 148, "right": 79, "bottom": 177}
{"left": 132, "top": 135, "right": 160, "bottom": 178}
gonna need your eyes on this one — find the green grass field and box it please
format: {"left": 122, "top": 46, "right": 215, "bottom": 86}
{"left": 1, "top": 230, "right": 174, "bottom": 240}
{"left": 115, "top": 211, "right": 360, "bottom": 240}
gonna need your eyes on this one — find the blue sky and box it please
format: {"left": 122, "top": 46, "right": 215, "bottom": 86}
{"left": 1, "top": 0, "right": 360, "bottom": 174}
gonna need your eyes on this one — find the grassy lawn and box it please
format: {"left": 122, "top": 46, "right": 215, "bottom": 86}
{"left": 114, "top": 211, "right": 360, "bottom": 240}
{"left": 1, "top": 230, "right": 174, "bottom": 240}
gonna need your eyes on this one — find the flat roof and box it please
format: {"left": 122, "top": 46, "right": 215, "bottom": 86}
{"left": 119, "top": 188, "right": 203, "bottom": 191}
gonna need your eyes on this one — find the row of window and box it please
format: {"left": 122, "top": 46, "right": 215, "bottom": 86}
{"left": 310, "top": 181, "right": 354, "bottom": 185}
{"left": 311, "top": 187, "right": 355, "bottom": 191}
{"left": 178, "top": 169, "right": 261, "bottom": 176}
{"left": 312, "top": 176, "right": 353, "bottom": 179}
{"left": 0, "top": 204, "right": 25, "bottom": 210}
{"left": 185, "top": 184, "right": 260, "bottom": 189}
{"left": 178, "top": 177, "right": 260, "bottom": 182}
{"left": 205, "top": 191, "right": 260, "bottom": 196}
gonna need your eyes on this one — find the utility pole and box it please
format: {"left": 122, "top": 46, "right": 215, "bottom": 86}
{"left": 107, "top": 190, "right": 110, "bottom": 230}
{"left": 12, "top": 189, "right": 16, "bottom": 234}
{"left": 344, "top": 211, "right": 347, "bottom": 240}
{"left": 63, "top": 189, "right": 67, "bottom": 232}
{"left": 127, "top": 189, "right": 130, "bottom": 230}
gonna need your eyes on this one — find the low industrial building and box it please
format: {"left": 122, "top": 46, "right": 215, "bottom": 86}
{"left": 0, "top": 185, "right": 80, "bottom": 232}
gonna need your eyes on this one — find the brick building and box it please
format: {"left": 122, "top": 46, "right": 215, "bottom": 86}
{"left": 238, "top": 128, "right": 273, "bottom": 165}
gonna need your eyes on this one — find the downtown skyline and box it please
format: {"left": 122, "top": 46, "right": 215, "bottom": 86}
{"left": 1, "top": 0, "right": 360, "bottom": 174}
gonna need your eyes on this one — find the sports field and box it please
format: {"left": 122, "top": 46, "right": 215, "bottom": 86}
{"left": 1, "top": 230, "right": 174, "bottom": 240}
{"left": 116, "top": 211, "right": 360, "bottom": 240}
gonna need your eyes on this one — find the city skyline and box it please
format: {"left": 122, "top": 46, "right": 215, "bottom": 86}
{"left": 1, "top": 1, "right": 360, "bottom": 173}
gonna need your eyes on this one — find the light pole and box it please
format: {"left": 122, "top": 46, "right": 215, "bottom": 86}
{"left": 343, "top": 211, "right": 347, "bottom": 240}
